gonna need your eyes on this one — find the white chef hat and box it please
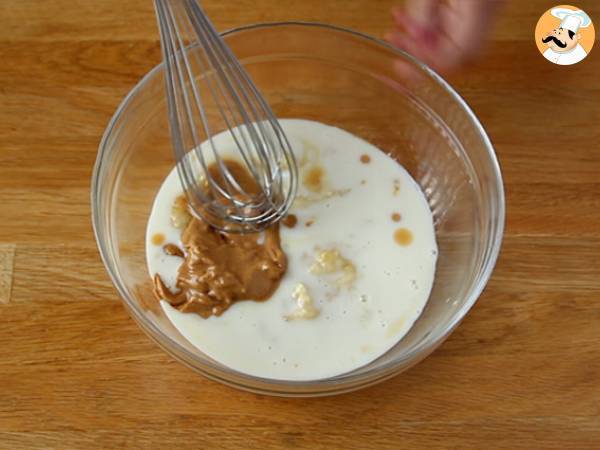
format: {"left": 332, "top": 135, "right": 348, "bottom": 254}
{"left": 551, "top": 7, "right": 592, "bottom": 33}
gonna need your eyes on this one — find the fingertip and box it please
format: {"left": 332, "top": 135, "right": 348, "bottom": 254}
{"left": 392, "top": 13, "right": 423, "bottom": 39}
{"left": 391, "top": 6, "right": 404, "bottom": 21}
{"left": 386, "top": 31, "right": 409, "bottom": 50}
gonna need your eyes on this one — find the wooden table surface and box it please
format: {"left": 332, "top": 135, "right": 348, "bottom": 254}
{"left": 1, "top": 0, "right": 599, "bottom": 448}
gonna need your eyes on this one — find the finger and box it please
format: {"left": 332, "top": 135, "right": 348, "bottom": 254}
{"left": 386, "top": 30, "right": 451, "bottom": 74}
{"left": 385, "top": 31, "right": 421, "bottom": 55}
{"left": 405, "top": 0, "right": 439, "bottom": 29}
{"left": 430, "top": 36, "right": 465, "bottom": 72}
{"left": 439, "top": 0, "right": 501, "bottom": 60}
{"left": 385, "top": 33, "right": 429, "bottom": 83}
{"left": 386, "top": 31, "right": 434, "bottom": 68}
{"left": 390, "top": 6, "right": 440, "bottom": 48}
{"left": 391, "top": 7, "right": 419, "bottom": 36}
{"left": 391, "top": 6, "right": 405, "bottom": 25}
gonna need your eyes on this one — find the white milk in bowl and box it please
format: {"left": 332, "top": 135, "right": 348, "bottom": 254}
{"left": 146, "top": 119, "right": 437, "bottom": 381}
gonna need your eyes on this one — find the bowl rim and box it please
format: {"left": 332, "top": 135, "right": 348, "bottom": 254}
{"left": 91, "top": 21, "right": 505, "bottom": 395}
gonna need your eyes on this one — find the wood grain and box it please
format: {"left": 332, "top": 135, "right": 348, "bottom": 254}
{"left": 1, "top": 0, "right": 600, "bottom": 449}
{"left": 0, "top": 244, "right": 16, "bottom": 304}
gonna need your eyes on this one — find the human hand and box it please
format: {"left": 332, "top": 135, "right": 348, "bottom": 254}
{"left": 386, "top": 0, "right": 504, "bottom": 74}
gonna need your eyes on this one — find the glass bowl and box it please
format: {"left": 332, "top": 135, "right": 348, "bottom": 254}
{"left": 92, "top": 22, "right": 504, "bottom": 397}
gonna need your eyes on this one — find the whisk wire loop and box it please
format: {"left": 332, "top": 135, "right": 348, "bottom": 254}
{"left": 154, "top": 0, "right": 297, "bottom": 232}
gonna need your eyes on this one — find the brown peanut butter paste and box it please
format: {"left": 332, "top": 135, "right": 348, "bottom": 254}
{"left": 163, "top": 243, "right": 184, "bottom": 258}
{"left": 282, "top": 214, "right": 298, "bottom": 228}
{"left": 152, "top": 160, "right": 287, "bottom": 318}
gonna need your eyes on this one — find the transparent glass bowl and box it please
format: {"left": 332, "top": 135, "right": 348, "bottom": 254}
{"left": 92, "top": 23, "right": 504, "bottom": 397}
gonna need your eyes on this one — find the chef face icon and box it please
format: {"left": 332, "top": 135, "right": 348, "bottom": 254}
{"left": 535, "top": 5, "right": 595, "bottom": 66}
{"left": 542, "top": 26, "right": 580, "bottom": 53}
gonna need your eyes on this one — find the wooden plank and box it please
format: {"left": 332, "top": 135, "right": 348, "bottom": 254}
{"left": 0, "top": 244, "right": 16, "bottom": 304}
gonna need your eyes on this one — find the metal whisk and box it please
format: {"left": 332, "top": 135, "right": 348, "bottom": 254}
{"left": 154, "top": 0, "right": 297, "bottom": 232}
